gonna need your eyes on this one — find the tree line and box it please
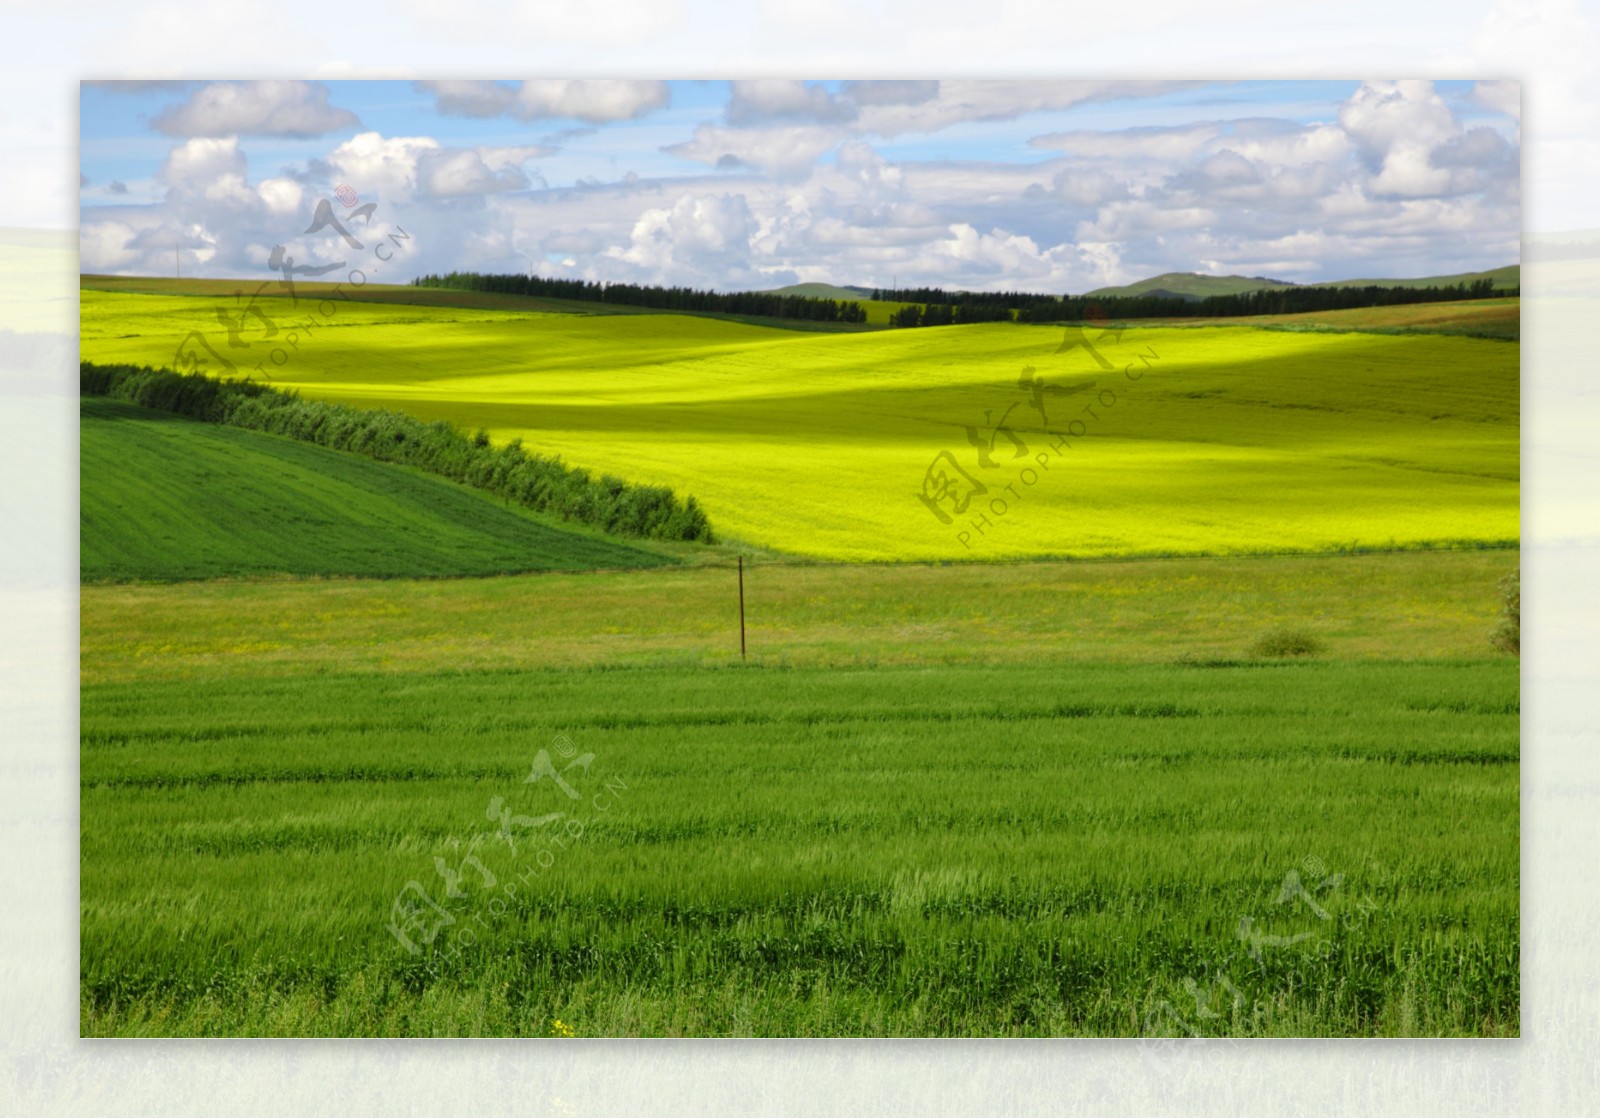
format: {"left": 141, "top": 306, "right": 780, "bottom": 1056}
{"left": 413, "top": 272, "right": 868, "bottom": 323}
{"left": 80, "top": 362, "right": 715, "bottom": 543}
{"left": 873, "top": 287, "right": 1062, "bottom": 313}
{"left": 888, "top": 302, "right": 1017, "bottom": 327}
{"left": 881, "top": 278, "right": 1514, "bottom": 328}
{"left": 414, "top": 270, "right": 1511, "bottom": 330}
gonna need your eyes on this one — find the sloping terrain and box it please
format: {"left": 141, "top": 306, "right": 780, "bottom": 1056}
{"left": 80, "top": 285, "right": 1519, "bottom": 562}
{"left": 81, "top": 396, "right": 674, "bottom": 581}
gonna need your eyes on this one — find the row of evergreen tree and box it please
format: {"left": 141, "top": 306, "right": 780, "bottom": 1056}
{"left": 412, "top": 272, "right": 868, "bottom": 323}
{"left": 415, "top": 270, "right": 1509, "bottom": 330}
{"left": 888, "top": 302, "right": 1017, "bottom": 327}
{"left": 1022, "top": 278, "right": 1511, "bottom": 322}
{"left": 882, "top": 278, "right": 1513, "bottom": 328}
{"left": 873, "top": 287, "right": 1062, "bottom": 312}
{"left": 80, "top": 362, "right": 714, "bottom": 543}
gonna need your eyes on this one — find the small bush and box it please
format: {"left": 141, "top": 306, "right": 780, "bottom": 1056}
{"left": 1491, "top": 568, "right": 1519, "bottom": 655}
{"left": 1249, "top": 627, "right": 1325, "bottom": 658}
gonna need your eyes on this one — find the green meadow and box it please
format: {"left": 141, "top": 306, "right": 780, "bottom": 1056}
{"left": 81, "top": 552, "right": 1518, "bottom": 1038}
{"left": 78, "top": 276, "right": 1519, "bottom": 1037}
{"left": 82, "top": 549, "right": 1515, "bottom": 682}
{"left": 79, "top": 281, "right": 1519, "bottom": 561}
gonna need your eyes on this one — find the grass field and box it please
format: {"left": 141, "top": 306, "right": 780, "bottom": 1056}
{"left": 79, "top": 283, "right": 1519, "bottom": 562}
{"left": 81, "top": 548, "right": 1518, "bottom": 682}
{"left": 77, "top": 273, "right": 1520, "bottom": 1038}
{"left": 81, "top": 396, "right": 674, "bottom": 581}
{"left": 80, "top": 550, "right": 1519, "bottom": 1037}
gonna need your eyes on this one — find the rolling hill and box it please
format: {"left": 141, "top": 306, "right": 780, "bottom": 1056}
{"left": 1310, "top": 264, "right": 1520, "bottom": 290}
{"left": 80, "top": 284, "right": 1519, "bottom": 563}
{"left": 1084, "top": 272, "right": 1297, "bottom": 299}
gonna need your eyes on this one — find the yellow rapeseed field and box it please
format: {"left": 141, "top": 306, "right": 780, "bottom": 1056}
{"left": 80, "top": 286, "right": 1518, "bottom": 560}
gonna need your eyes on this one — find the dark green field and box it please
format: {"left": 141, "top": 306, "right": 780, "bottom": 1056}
{"left": 79, "top": 541, "right": 1520, "bottom": 1037}
{"left": 81, "top": 655, "right": 1517, "bottom": 1037}
{"left": 81, "top": 396, "right": 673, "bottom": 581}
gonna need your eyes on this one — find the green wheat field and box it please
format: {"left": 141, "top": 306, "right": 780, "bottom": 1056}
{"left": 79, "top": 276, "right": 1519, "bottom": 1037}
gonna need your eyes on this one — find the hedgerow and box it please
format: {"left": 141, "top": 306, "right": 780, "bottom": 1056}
{"left": 80, "top": 362, "right": 714, "bottom": 544}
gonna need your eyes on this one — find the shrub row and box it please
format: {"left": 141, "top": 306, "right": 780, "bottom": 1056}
{"left": 80, "top": 362, "right": 715, "bottom": 544}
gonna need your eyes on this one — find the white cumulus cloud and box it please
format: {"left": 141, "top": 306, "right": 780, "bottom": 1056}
{"left": 610, "top": 192, "right": 759, "bottom": 283}
{"left": 416, "top": 79, "right": 670, "bottom": 123}
{"left": 727, "top": 80, "right": 855, "bottom": 125}
{"left": 153, "top": 80, "right": 359, "bottom": 138}
{"left": 666, "top": 123, "right": 849, "bottom": 178}
{"left": 1471, "top": 79, "right": 1521, "bottom": 121}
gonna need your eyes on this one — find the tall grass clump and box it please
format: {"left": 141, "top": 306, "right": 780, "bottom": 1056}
{"left": 80, "top": 362, "right": 714, "bottom": 543}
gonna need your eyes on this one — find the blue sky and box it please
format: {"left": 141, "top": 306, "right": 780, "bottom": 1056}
{"left": 78, "top": 79, "right": 1521, "bottom": 292}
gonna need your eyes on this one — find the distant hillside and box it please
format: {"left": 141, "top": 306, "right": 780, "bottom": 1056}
{"left": 1310, "top": 265, "right": 1520, "bottom": 291}
{"left": 1084, "top": 273, "right": 1297, "bottom": 299}
{"left": 762, "top": 282, "right": 874, "bottom": 300}
{"left": 1088, "top": 265, "right": 1519, "bottom": 301}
